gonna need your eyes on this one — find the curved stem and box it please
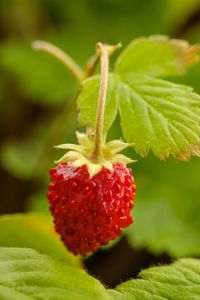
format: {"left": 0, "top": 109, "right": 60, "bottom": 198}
{"left": 32, "top": 40, "right": 84, "bottom": 85}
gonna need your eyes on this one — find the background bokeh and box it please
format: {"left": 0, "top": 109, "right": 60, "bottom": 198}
{"left": 1, "top": 0, "right": 200, "bottom": 288}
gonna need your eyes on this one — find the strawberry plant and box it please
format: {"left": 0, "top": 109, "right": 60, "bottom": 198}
{"left": 1, "top": 35, "right": 200, "bottom": 299}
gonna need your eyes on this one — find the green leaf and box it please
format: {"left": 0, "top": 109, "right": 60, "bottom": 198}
{"left": 78, "top": 75, "right": 118, "bottom": 132}
{"left": 109, "top": 258, "right": 200, "bottom": 300}
{"left": 115, "top": 35, "right": 199, "bottom": 77}
{"left": 1, "top": 248, "right": 200, "bottom": 300}
{"left": 115, "top": 37, "right": 200, "bottom": 159}
{"left": 0, "top": 214, "right": 79, "bottom": 266}
{"left": 0, "top": 247, "right": 110, "bottom": 300}
{"left": 118, "top": 74, "right": 200, "bottom": 159}
{"left": 78, "top": 73, "right": 200, "bottom": 160}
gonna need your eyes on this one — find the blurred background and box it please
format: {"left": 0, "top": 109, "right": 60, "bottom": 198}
{"left": 1, "top": 0, "right": 200, "bottom": 288}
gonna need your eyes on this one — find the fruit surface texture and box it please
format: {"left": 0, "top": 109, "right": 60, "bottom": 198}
{"left": 47, "top": 162, "right": 136, "bottom": 255}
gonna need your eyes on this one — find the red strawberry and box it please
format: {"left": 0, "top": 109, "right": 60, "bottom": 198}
{"left": 47, "top": 161, "right": 136, "bottom": 255}
{"left": 47, "top": 132, "right": 136, "bottom": 255}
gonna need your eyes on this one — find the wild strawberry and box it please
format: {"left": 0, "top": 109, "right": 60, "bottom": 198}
{"left": 47, "top": 132, "right": 136, "bottom": 255}
{"left": 46, "top": 43, "right": 136, "bottom": 255}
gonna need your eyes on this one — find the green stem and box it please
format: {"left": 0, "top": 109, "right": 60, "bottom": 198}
{"left": 92, "top": 43, "right": 109, "bottom": 161}
{"left": 32, "top": 40, "right": 84, "bottom": 85}
{"left": 92, "top": 43, "right": 121, "bottom": 162}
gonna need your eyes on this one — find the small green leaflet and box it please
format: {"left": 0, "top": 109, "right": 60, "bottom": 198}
{"left": 115, "top": 35, "right": 199, "bottom": 77}
{"left": 0, "top": 247, "right": 200, "bottom": 300}
{"left": 78, "top": 36, "right": 200, "bottom": 160}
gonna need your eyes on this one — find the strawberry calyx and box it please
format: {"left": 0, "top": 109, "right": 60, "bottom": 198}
{"left": 55, "top": 131, "right": 136, "bottom": 178}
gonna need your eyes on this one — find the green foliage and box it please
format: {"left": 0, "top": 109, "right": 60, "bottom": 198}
{"left": 78, "top": 36, "right": 200, "bottom": 160}
{"left": 118, "top": 75, "right": 200, "bottom": 159}
{"left": 0, "top": 247, "right": 200, "bottom": 300}
{"left": 164, "top": 0, "right": 200, "bottom": 32}
{"left": 0, "top": 99, "right": 77, "bottom": 180}
{"left": 0, "top": 247, "right": 110, "bottom": 300}
{"left": 126, "top": 155, "right": 200, "bottom": 257}
{"left": 0, "top": 214, "right": 79, "bottom": 266}
{"left": 115, "top": 36, "right": 199, "bottom": 77}
{"left": 0, "top": 42, "right": 75, "bottom": 106}
{"left": 0, "top": 140, "right": 42, "bottom": 180}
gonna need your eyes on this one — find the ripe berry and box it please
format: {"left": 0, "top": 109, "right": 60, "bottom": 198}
{"left": 47, "top": 162, "right": 136, "bottom": 255}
